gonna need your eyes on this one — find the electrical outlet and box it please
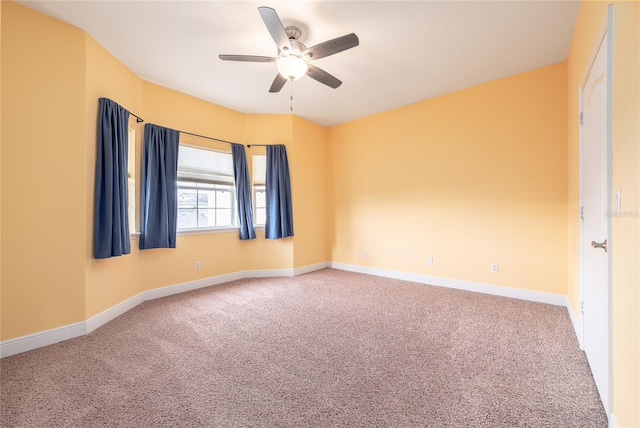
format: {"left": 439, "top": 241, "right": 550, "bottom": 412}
{"left": 491, "top": 264, "right": 499, "bottom": 273}
{"left": 195, "top": 261, "right": 201, "bottom": 270}
{"left": 427, "top": 257, "right": 434, "bottom": 267}
{"left": 363, "top": 250, "right": 368, "bottom": 259}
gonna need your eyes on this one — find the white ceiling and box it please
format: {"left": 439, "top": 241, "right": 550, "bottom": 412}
{"left": 19, "top": 1, "right": 580, "bottom": 127}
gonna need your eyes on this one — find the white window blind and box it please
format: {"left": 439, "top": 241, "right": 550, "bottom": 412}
{"left": 178, "top": 145, "right": 234, "bottom": 185}
{"left": 253, "top": 154, "right": 266, "bottom": 185}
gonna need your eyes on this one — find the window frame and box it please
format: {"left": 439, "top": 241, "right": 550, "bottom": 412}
{"left": 177, "top": 181, "right": 236, "bottom": 231}
{"left": 252, "top": 154, "right": 267, "bottom": 227}
{"left": 176, "top": 144, "right": 239, "bottom": 234}
{"left": 127, "top": 127, "right": 139, "bottom": 238}
{"left": 253, "top": 185, "right": 266, "bottom": 227}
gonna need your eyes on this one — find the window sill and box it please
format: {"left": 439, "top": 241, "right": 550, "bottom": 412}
{"left": 178, "top": 227, "right": 240, "bottom": 236}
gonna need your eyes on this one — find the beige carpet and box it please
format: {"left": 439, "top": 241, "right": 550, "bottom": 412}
{"left": 1, "top": 269, "right": 607, "bottom": 427}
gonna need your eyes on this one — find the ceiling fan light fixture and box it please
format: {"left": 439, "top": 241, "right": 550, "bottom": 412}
{"left": 276, "top": 51, "right": 308, "bottom": 81}
{"left": 219, "top": 8, "right": 358, "bottom": 92}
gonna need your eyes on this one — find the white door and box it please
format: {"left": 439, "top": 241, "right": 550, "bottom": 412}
{"left": 581, "top": 29, "right": 610, "bottom": 414}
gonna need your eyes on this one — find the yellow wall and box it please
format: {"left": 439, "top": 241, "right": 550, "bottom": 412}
{"left": 328, "top": 63, "right": 568, "bottom": 295}
{"left": 84, "top": 34, "right": 145, "bottom": 318}
{"left": 292, "top": 116, "right": 329, "bottom": 268}
{"left": 2, "top": 4, "right": 638, "bottom": 423}
{"left": 567, "top": 1, "right": 640, "bottom": 425}
{"left": 0, "top": 0, "right": 3, "bottom": 335}
{"left": 610, "top": 3, "right": 640, "bottom": 425}
{"left": 86, "top": 49, "right": 313, "bottom": 316}
{"left": 1, "top": 2, "right": 329, "bottom": 339}
{"left": 1, "top": 2, "right": 87, "bottom": 338}
{"left": 243, "top": 114, "right": 295, "bottom": 270}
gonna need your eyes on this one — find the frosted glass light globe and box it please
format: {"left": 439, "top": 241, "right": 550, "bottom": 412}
{"left": 277, "top": 52, "right": 308, "bottom": 81}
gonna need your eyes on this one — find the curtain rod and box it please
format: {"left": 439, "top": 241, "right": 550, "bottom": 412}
{"left": 130, "top": 112, "right": 144, "bottom": 123}
{"left": 101, "top": 98, "right": 144, "bottom": 123}
{"left": 180, "top": 130, "right": 243, "bottom": 146}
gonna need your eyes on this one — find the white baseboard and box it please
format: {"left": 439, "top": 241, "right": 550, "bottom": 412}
{"left": 143, "top": 272, "right": 246, "bottom": 301}
{"left": 330, "top": 262, "right": 567, "bottom": 306}
{"left": 0, "top": 321, "right": 86, "bottom": 359}
{"left": 0, "top": 262, "right": 575, "bottom": 359}
{"left": 294, "top": 262, "right": 330, "bottom": 276}
{"left": 564, "top": 297, "right": 584, "bottom": 350}
{"left": 0, "top": 263, "right": 328, "bottom": 358}
{"left": 244, "top": 268, "right": 294, "bottom": 278}
{"left": 86, "top": 293, "right": 145, "bottom": 334}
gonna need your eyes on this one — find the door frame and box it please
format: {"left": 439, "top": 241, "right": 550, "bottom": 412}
{"left": 578, "top": 4, "right": 613, "bottom": 417}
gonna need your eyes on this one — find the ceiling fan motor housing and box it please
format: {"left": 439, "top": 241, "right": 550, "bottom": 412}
{"left": 285, "top": 26, "right": 301, "bottom": 41}
{"left": 285, "top": 40, "right": 308, "bottom": 57}
{"left": 281, "top": 27, "right": 308, "bottom": 60}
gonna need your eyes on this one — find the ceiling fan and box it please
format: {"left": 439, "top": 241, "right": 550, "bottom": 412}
{"left": 219, "top": 6, "right": 359, "bottom": 93}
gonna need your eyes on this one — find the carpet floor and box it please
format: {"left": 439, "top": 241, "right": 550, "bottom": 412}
{"left": 1, "top": 269, "right": 607, "bottom": 427}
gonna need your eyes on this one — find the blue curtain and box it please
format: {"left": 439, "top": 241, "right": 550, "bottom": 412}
{"left": 94, "top": 98, "right": 131, "bottom": 259}
{"left": 139, "top": 124, "right": 180, "bottom": 250}
{"left": 265, "top": 145, "right": 294, "bottom": 239}
{"left": 232, "top": 144, "right": 256, "bottom": 240}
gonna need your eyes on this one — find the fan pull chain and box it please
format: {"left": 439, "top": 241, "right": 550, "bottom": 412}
{"left": 290, "top": 81, "right": 294, "bottom": 112}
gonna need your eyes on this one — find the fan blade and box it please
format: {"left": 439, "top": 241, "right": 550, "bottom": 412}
{"left": 219, "top": 54, "right": 276, "bottom": 62}
{"left": 269, "top": 74, "right": 288, "bottom": 93}
{"left": 306, "top": 65, "right": 342, "bottom": 89}
{"left": 304, "top": 33, "right": 359, "bottom": 60}
{"left": 258, "top": 7, "right": 291, "bottom": 52}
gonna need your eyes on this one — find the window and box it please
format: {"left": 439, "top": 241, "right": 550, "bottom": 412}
{"left": 127, "top": 127, "right": 137, "bottom": 233}
{"left": 253, "top": 154, "right": 266, "bottom": 226}
{"left": 177, "top": 145, "right": 236, "bottom": 230}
